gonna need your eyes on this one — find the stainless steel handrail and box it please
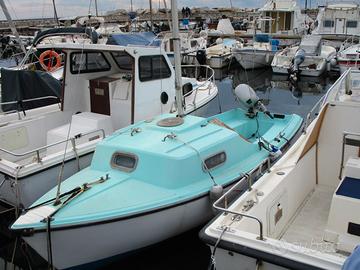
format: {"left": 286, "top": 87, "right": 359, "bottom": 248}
{"left": 0, "top": 128, "right": 105, "bottom": 164}
{"left": 322, "top": 69, "right": 352, "bottom": 105}
{"left": 0, "top": 96, "right": 60, "bottom": 106}
{"left": 212, "top": 158, "right": 271, "bottom": 241}
{"left": 302, "top": 94, "right": 326, "bottom": 133}
{"left": 339, "top": 131, "right": 360, "bottom": 179}
{"left": 181, "top": 65, "right": 216, "bottom": 108}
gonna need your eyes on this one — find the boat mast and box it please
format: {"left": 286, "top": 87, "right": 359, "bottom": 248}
{"left": 0, "top": 0, "right": 26, "bottom": 54}
{"left": 171, "top": 0, "right": 184, "bottom": 116}
{"left": 163, "top": 0, "right": 172, "bottom": 31}
{"left": 149, "top": 0, "right": 154, "bottom": 31}
{"left": 51, "top": 0, "right": 60, "bottom": 26}
{"left": 95, "top": 0, "right": 98, "bottom": 16}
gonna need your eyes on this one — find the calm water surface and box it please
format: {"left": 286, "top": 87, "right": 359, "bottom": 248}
{"left": 0, "top": 65, "right": 338, "bottom": 270}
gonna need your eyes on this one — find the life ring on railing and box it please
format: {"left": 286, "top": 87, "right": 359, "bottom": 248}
{"left": 39, "top": 50, "right": 61, "bottom": 72}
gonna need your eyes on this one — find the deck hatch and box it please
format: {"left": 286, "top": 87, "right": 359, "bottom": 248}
{"left": 111, "top": 152, "right": 138, "bottom": 172}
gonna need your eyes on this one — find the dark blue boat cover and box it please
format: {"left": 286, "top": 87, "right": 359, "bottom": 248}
{"left": 1, "top": 68, "right": 61, "bottom": 112}
{"left": 342, "top": 246, "right": 360, "bottom": 270}
{"left": 106, "top": 32, "right": 161, "bottom": 47}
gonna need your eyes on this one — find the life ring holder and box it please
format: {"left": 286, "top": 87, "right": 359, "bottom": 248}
{"left": 39, "top": 50, "right": 61, "bottom": 72}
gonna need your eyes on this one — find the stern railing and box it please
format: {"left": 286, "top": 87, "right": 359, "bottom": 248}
{"left": 181, "top": 65, "right": 216, "bottom": 108}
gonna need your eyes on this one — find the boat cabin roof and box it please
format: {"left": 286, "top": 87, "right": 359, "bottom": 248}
{"left": 37, "top": 42, "right": 166, "bottom": 56}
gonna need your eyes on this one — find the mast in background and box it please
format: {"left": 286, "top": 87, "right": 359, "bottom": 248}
{"left": 51, "top": 0, "right": 60, "bottom": 26}
{"left": 149, "top": 0, "right": 154, "bottom": 31}
{"left": 0, "top": 0, "right": 26, "bottom": 53}
{"left": 95, "top": 0, "right": 99, "bottom": 16}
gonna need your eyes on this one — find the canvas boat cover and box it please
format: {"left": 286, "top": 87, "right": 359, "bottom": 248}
{"left": 1, "top": 68, "right": 61, "bottom": 112}
{"left": 106, "top": 32, "right": 161, "bottom": 47}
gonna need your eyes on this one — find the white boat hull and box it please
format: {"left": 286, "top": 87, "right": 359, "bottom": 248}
{"left": 338, "top": 62, "right": 360, "bottom": 74}
{"left": 207, "top": 55, "right": 231, "bottom": 69}
{"left": 23, "top": 193, "right": 215, "bottom": 269}
{"left": 234, "top": 51, "right": 275, "bottom": 70}
{"left": 272, "top": 63, "right": 327, "bottom": 77}
{"left": 0, "top": 152, "right": 94, "bottom": 208}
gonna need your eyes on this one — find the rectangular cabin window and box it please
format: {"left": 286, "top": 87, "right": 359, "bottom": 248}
{"left": 70, "top": 52, "right": 110, "bottom": 74}
{"left": 346, "top": 21, "right": 358, "bottom": 28}
{"left": 204, "top": 152, "right": 226, "bottom": 170}
{"left": 139, "top": 55, "right": 172, "bottom": 82}
{"left": 111, "top": 152, "right": 138, "bottom": 172}
{"left": 111, "top": 51, "right": 133, "bottom": 71}
{"left": 323, "top": 20, "right": 334, "bottom": 28}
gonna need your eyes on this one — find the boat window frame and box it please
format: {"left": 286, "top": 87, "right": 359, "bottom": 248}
{"left": 203, "top": 151, "right": 227, "bottom": 171}
{"left": 346, "top": 20, "right": 358, "bottom": 28}
{"left": 110, "top": 51, "right": 134, "bottom": 71}
{"left": 323, "top": 20, "right": 334, "bottom": 28}
{"left": 138, "top": 55, "right": 172, "bottom": 82}
{"left": 70, "top": 51, "right": 111, "bottom": 74}
{"left": 110, "top": 151, "right": 138, "bottom": 173}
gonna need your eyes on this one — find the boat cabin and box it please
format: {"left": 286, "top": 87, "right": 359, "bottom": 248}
{"left": 313, "top": 3, "right": 360, "bottom": 36}
{"left": 259, "top": 0, "right": 308, "bottom": 35}
{"left": 40, "top": 43, "right": 176, "bottom": 130}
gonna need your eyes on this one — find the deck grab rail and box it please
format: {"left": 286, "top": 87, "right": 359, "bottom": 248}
{"left": 212, "top": 158, "right": 271, "bottom": 241}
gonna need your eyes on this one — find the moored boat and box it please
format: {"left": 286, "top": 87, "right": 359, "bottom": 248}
{"left": 272, "top": 35, "right": 336, "bottom": 77}
{"left": 12, "top": 91, "right": 302, "bottom": 269}
{"left": 0, "top": 40, "right": 218, "bottom": 208}
{"left": 201, "top": 69, "right": 360, "bottom": 270}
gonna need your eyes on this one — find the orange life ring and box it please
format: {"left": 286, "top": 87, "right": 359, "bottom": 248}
{"left": 39, "top": 50, "right": 61, "bottom": 72}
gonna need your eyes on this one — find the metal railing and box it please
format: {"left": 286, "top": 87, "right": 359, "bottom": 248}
{"left": 212, "top": 158, "right": 272, "bottom": 241}
{"left": 0, "top": 96, "right": 61, "bottom": 119}
{"left": 304, "top": 69, "right": 360, "bottom": 133}
{"left": 0, "top": 128, "right": 105, "bottom": 165}
{"left": 339, "top": 131, "right": 360, "bottom": 179}
{"left": 181, "top": 65, "right": 216, "bottom": 107}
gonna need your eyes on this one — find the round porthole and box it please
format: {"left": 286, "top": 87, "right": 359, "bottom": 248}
{"left": 160, "top": 92, "right": 169, "bottom": 104}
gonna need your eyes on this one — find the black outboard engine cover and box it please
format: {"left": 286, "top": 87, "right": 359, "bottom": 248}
{"left": 196, "top": 49, "right": 207, "bottom": 65}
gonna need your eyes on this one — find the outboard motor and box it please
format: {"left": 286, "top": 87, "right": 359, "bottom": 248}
{"left": 196, "top": 49, "right": 207, "bottom": 65}
{"left": 290, "top": 48, "right": 305, "bottom": 75}
{"left": 234, "top": 84, "right": 273, "bottom": 119}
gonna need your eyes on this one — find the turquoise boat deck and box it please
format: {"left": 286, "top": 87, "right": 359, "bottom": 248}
{"left": 12, "top": 109, "right": 302, "bottom": 230}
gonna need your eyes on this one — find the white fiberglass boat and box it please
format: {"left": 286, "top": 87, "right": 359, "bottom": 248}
{"left": 0, "top": 42, "right": 218, "bottom": 208}
{"left": 272, "top": 35, "right": 336, "bottom": 77}
{"left": 201, "top": 69, "right": 360, "bottom": 270}
{"left": 337, "top": 43, "right": 360, "bottom": 74}
{"left": 233, "top": 34, "right": 279, "bottom": 70}
{"left": 205, "top": 38, "right": 241, "bottom": 69}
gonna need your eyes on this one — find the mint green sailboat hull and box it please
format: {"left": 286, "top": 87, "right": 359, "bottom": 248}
{"left": 12, "top": 108, "right": 302, "bottom": 269}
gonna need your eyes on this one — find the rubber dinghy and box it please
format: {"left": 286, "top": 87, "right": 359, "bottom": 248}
{"left": 12, "top": 85, "right": 302, "bottom": 270}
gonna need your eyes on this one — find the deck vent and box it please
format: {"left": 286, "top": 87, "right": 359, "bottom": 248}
{"left": 157, "top": 117, "right": 184, "bottom": 127}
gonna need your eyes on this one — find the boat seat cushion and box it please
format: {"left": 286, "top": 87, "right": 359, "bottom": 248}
{"left": 336, "top": 177, "right": 360, "bottom": 200}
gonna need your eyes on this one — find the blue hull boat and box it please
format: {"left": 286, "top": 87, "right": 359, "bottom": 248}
{"left": 12, "top": 108, "right": 302, "bottom": 269}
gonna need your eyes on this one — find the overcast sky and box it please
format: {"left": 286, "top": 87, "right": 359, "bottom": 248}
{"left": 0, "top": 0, "right": 280, "bottom": 20}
